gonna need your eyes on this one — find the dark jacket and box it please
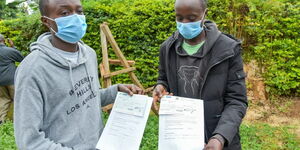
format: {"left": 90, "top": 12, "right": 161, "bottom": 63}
{"left": 157, "top": 21, "right": 248, "bottom": 149}
{"left": 0, "top": 44, "right": 24, "bottom": 86}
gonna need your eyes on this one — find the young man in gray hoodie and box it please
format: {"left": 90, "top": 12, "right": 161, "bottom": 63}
{"left": 14, "top": 0, "right": 143, "bottom": 149}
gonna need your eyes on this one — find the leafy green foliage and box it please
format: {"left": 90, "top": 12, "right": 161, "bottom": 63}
{"left": 0, "top": 0, "right": 299, "bottom": 95}
{"left": 0, "top": 0, "right": 29, "bottom": 20}
{"left": 207, "top": 0, "right": 300, "bottom": 96}
{"left": 0, "top": 14, "right": 47, "bottom": 56}
{"left": 0, "top": 121, "right": 17, "bottom": 150}
{"left": 249, "top": 1, "right": 300, "bottom": 95}
{"left": 82, "top": 0, "right": 176, "bottom": 88}
{"left": 255, "top": 39, "right": 300, "bottom": 95}
{"left": 1, "top": 117, "right": 299, "bottom": 149}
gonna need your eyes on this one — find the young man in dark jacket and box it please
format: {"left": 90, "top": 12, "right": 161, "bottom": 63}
{"left": 152, "top": 0, "right": 248, "bottom": 149}
{"left": 0, "top": 34, "right": 24, "bottom": 124}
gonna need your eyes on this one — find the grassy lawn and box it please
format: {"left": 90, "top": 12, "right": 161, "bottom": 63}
{"left": 1, "top": 115, "right": 299, "bottom": 150}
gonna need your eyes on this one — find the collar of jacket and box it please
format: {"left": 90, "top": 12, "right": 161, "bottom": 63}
{"left": 172, "top": 20, "right": 223, "bottom": 58}
{"left": 165, "top": 20, "right": 240, "bottom": 63}
{"left": 161, "top": 21, "right": 241, "bottom": 96}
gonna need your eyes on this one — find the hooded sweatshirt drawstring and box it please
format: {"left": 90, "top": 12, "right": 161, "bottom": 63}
{"left": 68, "top": 61, "right": 76, "bottom": 93}
{"left": 84, "top": 64, "right": 95, "bottom": 95}
{"left": 31, "top": 33, "right": 86, "bottom": 95}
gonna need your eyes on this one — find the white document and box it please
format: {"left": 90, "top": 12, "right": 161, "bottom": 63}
{"left": 96, "top": 92, "right": 153, "bottom": 150}
{"left": 159, "top": 96, "right": 204, "bottom": 150}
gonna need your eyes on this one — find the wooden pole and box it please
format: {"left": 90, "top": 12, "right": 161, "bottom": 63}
{"left": 100, "top": 23, "right": 145, "bottom": 90}
{"left": 100, "top": 24, "right": 112, "bottom": 87}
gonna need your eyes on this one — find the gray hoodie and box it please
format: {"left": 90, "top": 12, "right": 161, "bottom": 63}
{"left": 14, "top": 33, "right": 118, "bottom": 150}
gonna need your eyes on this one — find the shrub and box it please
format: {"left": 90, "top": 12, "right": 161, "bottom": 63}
{"left": 0, "top": 0, "right": 299, "bottom": 95}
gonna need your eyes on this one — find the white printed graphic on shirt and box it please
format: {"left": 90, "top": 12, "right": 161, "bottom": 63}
{"left": 178, "top": 65, "right": 200, "bottom": 95}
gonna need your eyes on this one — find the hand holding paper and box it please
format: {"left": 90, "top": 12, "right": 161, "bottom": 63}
{"left": 159, "top": 96, "right": 205, "bottom": 150}
{"left": 96, "top": 92, "right": 152, "bottom": 150}
{"left": 152, "top": 84, "right": 173, "bottom": 115}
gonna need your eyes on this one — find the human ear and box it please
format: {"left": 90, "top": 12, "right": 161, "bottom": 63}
{"left": 41, "top": 16, "right": 51, "bottom": 29}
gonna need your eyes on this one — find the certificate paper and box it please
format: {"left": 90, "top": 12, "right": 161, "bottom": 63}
{"left": 159, "top": 96, "right": 204, "bottom": 150}
{"left": 96, "top": 92, "right": 153, "bottom": 150}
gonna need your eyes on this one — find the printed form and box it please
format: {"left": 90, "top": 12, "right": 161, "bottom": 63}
{"left": 96, "top": 92, "right": 153, "bottom": 150}
{"left": 159, "top": 95, "right": 204, "bottom": 150}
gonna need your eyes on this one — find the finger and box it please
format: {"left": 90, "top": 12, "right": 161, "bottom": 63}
{"left": 153, "top": 88, "right": 163, "bottom": 102}
{"left": 157, "top": 98, "right": 161, "bottom": 103}
{"left": 138, "top": 89, "right": 144, "bottom": 95}
{"left": 151, "top": 98, "right": 159, "bottom": 116}
{"left": 122, "top": 85, "right": 133, "bottom": 96}
{"left": 134, "top": 86, "right": 144, "bottom": 95}
{"left": 157, "top": 94, "right": 163, "bottom": 102}
{"left": 204, "top": 145, "right": 212, "bottom": 150}
{"left": 158, "top": 90, "right": 164, "bottom": 98}
{"left": 151, "top": 106, "right": 159, "bottom": 116}
{"left": 152, "top": 96, "right": 159, "bottom": 111}
{"left": 159, "top": 92, "right": 168, "bottom": 99}
{"left": 140, "top": 89, "right": 145, "bottom": 95}
{"left": 169, "top": 93, "right": 174, "bottom": 96}
{"left": 154, "top": 91, "right": 160, "bottom": 98}
{"left": 130, "top": 84, "right": 137, "bottom": 94}
{"left": 158, "top": 92, "right": 166, "bottom": 102}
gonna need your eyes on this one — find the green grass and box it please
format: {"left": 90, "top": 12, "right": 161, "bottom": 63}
{"left": 1, "top": 116, "right": 299, "bottom": 150}
{"left": 0, "top": 121, "right": 17, "bottom": 150}
{"left": 240, "top": 123, "right": 300, "bottom": 150}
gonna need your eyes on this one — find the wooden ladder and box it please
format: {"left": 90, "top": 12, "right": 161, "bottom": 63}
{"left": 99, "top": 22, "right": 153, "bottom": 111}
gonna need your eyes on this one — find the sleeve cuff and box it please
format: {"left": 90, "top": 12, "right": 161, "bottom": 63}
{"left": 210, "top": 134, "right": 225, "bottom": 147}
{"left": 109, "top": 84, "right": 119, "bottom": 102}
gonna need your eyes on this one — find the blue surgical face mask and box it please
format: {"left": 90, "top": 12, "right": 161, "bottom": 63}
{"left": 176, "top": 13, "right": 206, "bottom": 40}
{"left": 176, "top": 20, "right": 203, "bottom": 39}
{"left": 44, "top": 14, "right": 87, "bottom": 44}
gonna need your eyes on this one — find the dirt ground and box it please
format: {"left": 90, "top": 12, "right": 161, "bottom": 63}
{"left": 243, "top": 61, "right": 300, "bottom": 138}
{"left": 244, "top": 96, "right": 300, "bottom": 138}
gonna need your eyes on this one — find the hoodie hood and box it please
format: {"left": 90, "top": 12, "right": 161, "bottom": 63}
{"left": 14, "top": 32, "right": 120, "bottom": 149}
{"left": 173, "top": 20, "right": 222, "bottom": 58}
{"left": 30, "top": 32, "right": 88, "bottom": 69}
{"left": 30, "top": 32, "right": 93, "bottom": 93}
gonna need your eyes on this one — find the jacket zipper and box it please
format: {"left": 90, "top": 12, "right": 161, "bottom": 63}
{"left": 201, "top": 54, "right": 234, "bottom": 142}
{"left": 200, "top": 54, "right": 235, "bottom": 98}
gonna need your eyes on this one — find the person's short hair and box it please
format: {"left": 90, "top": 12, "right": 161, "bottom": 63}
{"left": 176, "top": 0, "right": 208, "bottom": 11}
{"left": 39, "top": 0, "right": 49, "bottom": 16}
{"left": 0, "top": 34, "right": 5, "bottom": 42}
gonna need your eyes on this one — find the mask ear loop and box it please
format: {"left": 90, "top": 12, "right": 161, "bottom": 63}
{"left": 201, "top": 9, "right": 208, "bottom": 28}
{"left": 43, "top": 16, "right": 58, "bottom": 34}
